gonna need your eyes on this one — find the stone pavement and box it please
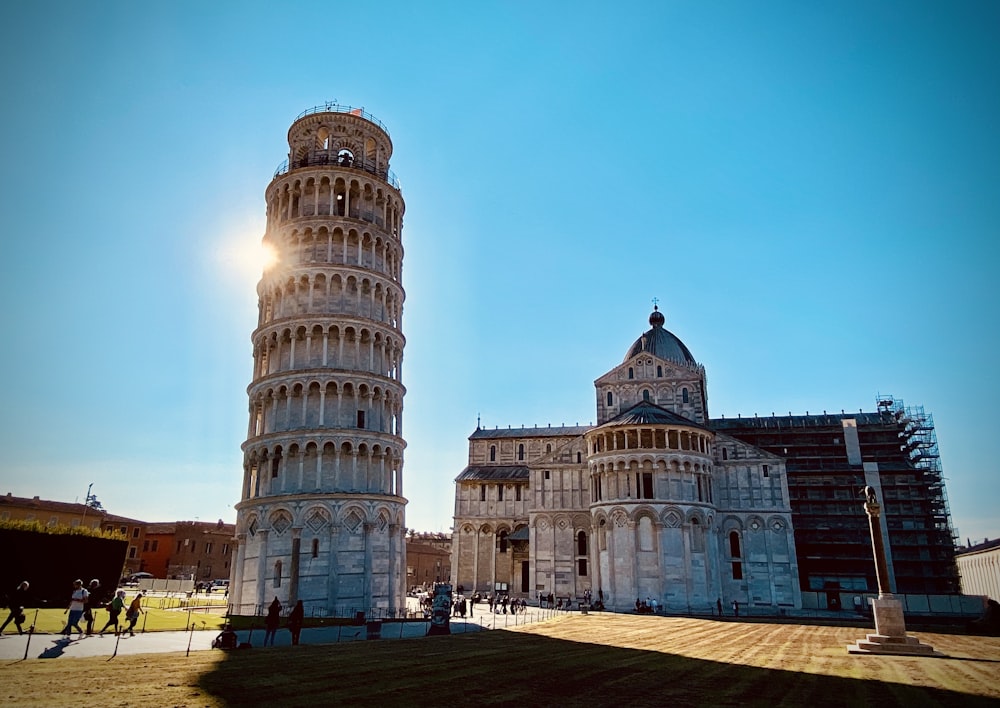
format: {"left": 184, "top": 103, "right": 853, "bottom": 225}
{"left": 0, "top": 608, "right": 559, "bottom": 661}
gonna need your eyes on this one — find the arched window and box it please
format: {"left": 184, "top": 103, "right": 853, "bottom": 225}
{"left": 312, "top": 538, "right": 319, "bottom": 558}
{"left": 657, "top": 365, "right": 662, "bottom": 377}
{"left": 577, "top": 530, "right": 587, "bottom": 555}
{"left": 490, "top": 445, "right": 496, "bottom": 462}
{"left": 690, "top": 517, "right": 705, "bottom": 552}
{"left": 273, "top": 560, "right": 282, "bottom": 588}
{"left": 729, "top": 530, "right": 742, "bottom": 558}
{"left": 628, "top": 367, "right": 634, "bottom": 379}
{"left": 499, "top": 530, "right": 508, "bottom": 554}
{"left": 722, "top": 448, "right": 728, "bottom": 461}
{"left": 607, "top": 392, "right": 613, "bottom": 407}
{"left": 546, "top": 444, "right": 552, "bottom": 454}
{"left": 638, "top": 517, "right": 654, "bottom": 551}
{"left": 682, "top": 388, "right": 689, "bottom": 404}
{"left": 518, "top": 444, "right": 524, "bottom": 461}
{"left": 642, "top": 389, "right": 650, "bottom": 402}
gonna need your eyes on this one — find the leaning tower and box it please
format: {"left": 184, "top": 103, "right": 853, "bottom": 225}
{"left": 231, "top": 104, "right": 407, "bottom": 617}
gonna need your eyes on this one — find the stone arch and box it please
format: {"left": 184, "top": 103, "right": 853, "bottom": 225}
{"left": 661, "top": 507, "right": 684, "bottom": 528}
{"left": 721, "top": 515, "right": 743, "bottom": 533}
{"left": 340, "top": 505, "right": 366, "bottom": 533}
{"left": 766, "top": 515, "right": 787, "bottom": 532}
{"left": 268, "top": 508, "right": 293, "bottom": 535}
{"left": 687, "top": 508, "right": 707, "bottom": 525}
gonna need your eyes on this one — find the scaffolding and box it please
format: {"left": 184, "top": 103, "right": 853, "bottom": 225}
{"left": 876, "top": 394, "right": 957, "bottom": 546}
{"left": 713, "top": 395, "right": 961, "bottom": 595}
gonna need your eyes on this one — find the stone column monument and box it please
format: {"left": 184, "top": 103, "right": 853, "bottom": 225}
{"left": 847, "top": 486, "right": 939, "bottom": 655}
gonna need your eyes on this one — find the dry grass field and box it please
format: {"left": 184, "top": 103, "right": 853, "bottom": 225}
{"left": 2, "top": 613, "right": 998, "bottom": 707}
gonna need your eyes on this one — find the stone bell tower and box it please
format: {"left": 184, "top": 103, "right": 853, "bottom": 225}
{"left": 231, "top": 103, "right": 407, "bottom": 616}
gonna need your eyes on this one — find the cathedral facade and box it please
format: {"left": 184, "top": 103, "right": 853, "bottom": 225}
{"left": 451, "top": 308, "right": 801, "bottom": 613}
{"left": 231, "top": 105, "right": 408, "bottom": 615}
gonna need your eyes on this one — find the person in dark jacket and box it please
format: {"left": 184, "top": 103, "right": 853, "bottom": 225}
{"left": 0, "top": 581, "right": 29, "bottom": 635}
{"left": 84, "top": 579, "right": 103, "bottom": 635}
{"left": 287, "top": 600, "right": 304, "bottom": 645}
{"left": 264, "top": 597, "right": 282, "bottom": 646}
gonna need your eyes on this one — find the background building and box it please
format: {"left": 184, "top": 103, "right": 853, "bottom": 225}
{"left": 1, "top": 493, "right": 105, "bottom": 529}
{"left": 232, "top": 104, "right": 408, "bottom": 616}
{"left": 141, "top": 523, "right": 175, "bottom": 578}
{"left": 405, "top": 532, "right": 452, "bottom": 590}
{"left": 955, "top": 538, "right": 1000, "bottom": 603}
{"left": 165, "top": 521, "right": 236, "bottom": 582}
{"left": 100, "top": 514, "right": 147, "bottom": 577}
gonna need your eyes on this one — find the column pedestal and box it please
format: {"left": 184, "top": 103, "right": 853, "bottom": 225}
{"left": 847, "top": 594, "right": 940, "bottom": 656}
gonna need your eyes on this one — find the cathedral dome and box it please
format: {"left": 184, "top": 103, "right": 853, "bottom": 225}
{"left": 624, "top": 306, "right": 696, "bottom": 365}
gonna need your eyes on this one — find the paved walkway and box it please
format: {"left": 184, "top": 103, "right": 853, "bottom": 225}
{"left": 0, "top": 608, "right": 560, "bottom": 661}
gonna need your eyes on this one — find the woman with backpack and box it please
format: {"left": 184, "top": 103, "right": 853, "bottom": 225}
{"left": 99, "top": 589, "right": 127, "bottom": 635}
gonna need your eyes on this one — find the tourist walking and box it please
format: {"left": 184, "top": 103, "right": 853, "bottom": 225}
{"left": 61, "top": 579, "right": 89, "bottom": 637}
{"left": 124, "top": 592, "right": 143, "bottom": 636}
{"left": 717, "top": 598, "right": 723, "bottom": 617}
{"left": 99, "top": 590, "right": 126, "bottom": 635}
{"left": 264, "top": 597, "right": 281, "bottom": 646}
{"left": 287, "top": 600, "right": 304, "bottom": 645}
{"left": 732, "top": 600, "right": 739, "bottom": 618}
{"left": 0, "top": 581, "right": 29, "bottom": 635}
{"left": 84, "top": 579, "right": 102, "bottom": 635}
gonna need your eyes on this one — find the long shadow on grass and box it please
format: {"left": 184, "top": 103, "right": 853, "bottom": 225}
{"left": 196, "top": 629, "right": 998, "bottom": 708}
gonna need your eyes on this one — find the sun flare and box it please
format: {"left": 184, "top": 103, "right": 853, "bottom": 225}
{"left": 259, "top": 241, "right": 278, "bottom": 271}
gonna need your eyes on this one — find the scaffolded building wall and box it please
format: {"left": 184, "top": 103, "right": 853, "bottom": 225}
{"left": 711, "top": 396, "right": 958, "bottom": 597}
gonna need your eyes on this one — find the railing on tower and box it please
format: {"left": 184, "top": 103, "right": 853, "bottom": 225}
{"left": 295, "top": 103, "right": 391, "bottom": 136}
{"left": 273, "top": 153, "right": 400, "bottom": 190}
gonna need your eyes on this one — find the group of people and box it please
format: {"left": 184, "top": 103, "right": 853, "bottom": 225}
{"left": 61, "top": 578, "right": 144, "bottom": 638}
{"left": 635, "top": 597, "right": 659, "bottom": 614}
{"left": 540, "top": 592, "right": 581, "bottom": 610}
{"left": 262, "top": 596, "right": 305, "bottom": 647}
{"left": 485, "top": 593, "right": 526, "bottom": 614}
{"left": 426, "top": 591, "right": 531, "bottom": 619}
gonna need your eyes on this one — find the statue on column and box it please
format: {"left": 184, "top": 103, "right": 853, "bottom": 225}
{"left": 847, "top": 485, "right": 938, "bottom": 655}
{"left": 861, "top": 486, "right": 890, "bottom": 596}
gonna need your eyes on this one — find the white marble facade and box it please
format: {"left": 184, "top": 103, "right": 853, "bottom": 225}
{"left": 233, "top": 105, "right": 407, "bottom": 615}
{"left": 452, "top": 308, "right": 801, "bottom": 612}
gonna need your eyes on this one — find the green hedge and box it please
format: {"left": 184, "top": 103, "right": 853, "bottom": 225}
{"left": 0, "top": 518, "right": 125, "bottom": 540}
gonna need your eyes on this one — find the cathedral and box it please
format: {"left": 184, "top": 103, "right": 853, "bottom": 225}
{"left": 451, "top": 307, "right": 802, "bottom": 613}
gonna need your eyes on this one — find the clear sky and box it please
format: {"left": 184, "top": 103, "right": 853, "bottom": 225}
{"left": 1, "top": 2, "right": 997, "bottom": 544}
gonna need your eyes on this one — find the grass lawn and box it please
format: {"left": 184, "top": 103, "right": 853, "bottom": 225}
{"left": 15, "top": 604, "right": 228, "bottom": 634}
{"left": 1, "top": 614, "right": 998, "bottom": 707}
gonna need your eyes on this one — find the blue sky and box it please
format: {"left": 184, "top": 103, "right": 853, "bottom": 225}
{"left": 1, "top": 1, "right": 997, "bottom": 544}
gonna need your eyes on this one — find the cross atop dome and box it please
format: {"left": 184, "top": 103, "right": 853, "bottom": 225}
{"left": 649, "top": 301, "right": 665, "bottom": 328}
